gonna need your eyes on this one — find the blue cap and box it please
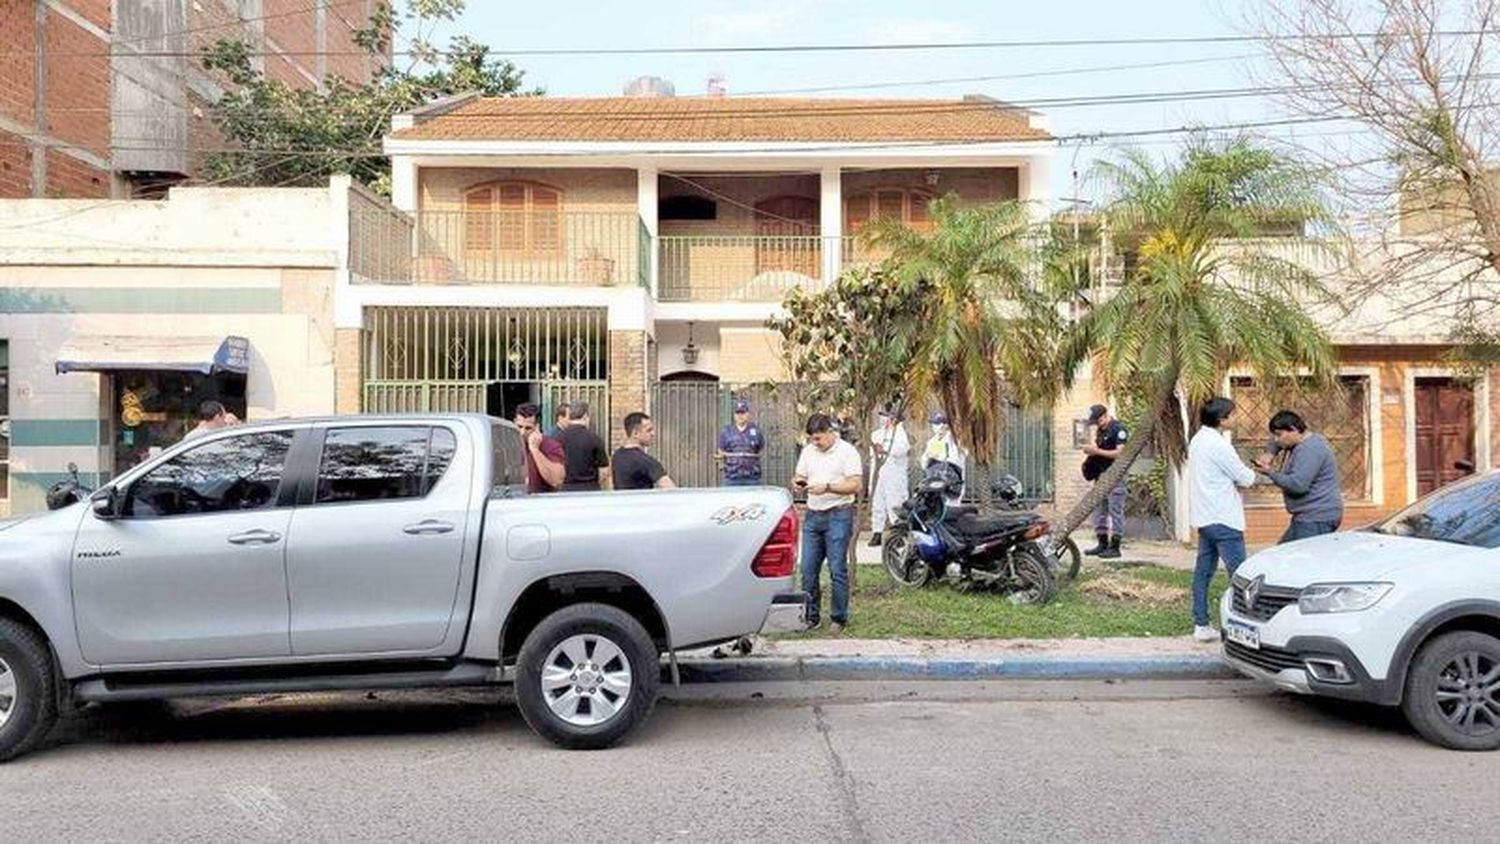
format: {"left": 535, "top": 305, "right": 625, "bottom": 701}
{"left": 733, "top": 399, "right": 751, "bottom": 413}
{"left": 929, "top": 411, "right": 949, "bottom": 425}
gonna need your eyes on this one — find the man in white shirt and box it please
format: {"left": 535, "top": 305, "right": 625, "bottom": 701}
{"left": 1187, "top": 396, "right": 1259, "bottom": 642}
{"left": 793, "top": 413, "right": 864, "bottom": 634}
{"left": 868, "top": 407, "right": 911, "bottom": 547}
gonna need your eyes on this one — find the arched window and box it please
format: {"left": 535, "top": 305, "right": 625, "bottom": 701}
{"left": 843, "top": 188, "right": 935, "bottom": 233}
{"left": 464, "top": 181, "right": 563, "bottom": 255}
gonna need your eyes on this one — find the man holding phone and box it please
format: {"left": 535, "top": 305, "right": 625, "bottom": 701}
{"left": 793, "top": 413, "right": 864, "bottom": 634}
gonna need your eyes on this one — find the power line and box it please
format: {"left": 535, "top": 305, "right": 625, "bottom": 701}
{"left": 45, "top": 74, "right": 1497, "bottom": 127}
{"left": 14, "top": 28, "right": 1491, "bottom": 59}
{"left": 733, "top": 54, "right": 1258, "bottom": 97}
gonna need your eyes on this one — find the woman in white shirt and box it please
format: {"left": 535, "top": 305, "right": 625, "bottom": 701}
{"left": 1186, "top": 397, "right": 1258, "bottom": 642}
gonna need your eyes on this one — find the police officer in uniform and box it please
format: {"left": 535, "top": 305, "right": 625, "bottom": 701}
{"left": 1082, "top": 404, "right": 1129, "bottom": 559}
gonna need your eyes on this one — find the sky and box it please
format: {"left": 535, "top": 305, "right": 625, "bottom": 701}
{"left": 419, "top": 0, "right": 1327, "bottom": 203}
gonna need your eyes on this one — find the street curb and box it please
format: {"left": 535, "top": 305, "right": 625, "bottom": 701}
{"left": 672, "top": 654, "right": 1235, "bottom": 683}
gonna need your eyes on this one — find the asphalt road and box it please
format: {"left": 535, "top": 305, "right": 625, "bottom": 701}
{"left": 2, "top": 681, "right": 1495, "bottom": 842}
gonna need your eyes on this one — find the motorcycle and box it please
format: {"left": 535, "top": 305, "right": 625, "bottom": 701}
{"left": 881, "top": 463, "right": 1056, "bottom": 604}
{"left": 45, "top": 463, "right": 91, "bottom": 511}
{"left": 992, "top": 473, "right": 1082, "bottom": 585}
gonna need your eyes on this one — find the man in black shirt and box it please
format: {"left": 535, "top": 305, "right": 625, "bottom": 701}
{"left": 612, "top": 412, "right": 677, "bottom": 491}
{"left": 557, "top": 402, "right": 611, "bottom": 491}
{"left": 1081, "top": 404, "right": 1130, "bottom": 559}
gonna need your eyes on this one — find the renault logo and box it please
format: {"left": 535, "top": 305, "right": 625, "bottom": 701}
{"left": 1244, "top": 574, "right": 1264, "bottom": 607}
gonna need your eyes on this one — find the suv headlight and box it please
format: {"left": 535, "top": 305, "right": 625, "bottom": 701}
{"left": 1298, "top": 582, "right": 1393, "bottom": 614}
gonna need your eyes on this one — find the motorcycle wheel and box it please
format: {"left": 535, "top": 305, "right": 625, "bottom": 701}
{"left": 1048, "top": 535, "right": 1082, "bottom": 586}
{"left": 882, "top": 528, "right": 931, "bottom": 588}
{"left": 1007, "top": 543, "right": 1056, "bottom": 606}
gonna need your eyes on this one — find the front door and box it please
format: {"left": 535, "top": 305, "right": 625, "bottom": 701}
{"left": 71, "top": 429, "right": 297, "bottom": 665}
{"left": 284, "top": 424, "right": 471, "bottom": 655}
{"left": 1415, "top": 378, "right": 1477, "bottom": 496}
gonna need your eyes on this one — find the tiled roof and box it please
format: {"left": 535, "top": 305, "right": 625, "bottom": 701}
{"left": 389, "top": 96, "right": 1050, "bottom": 143}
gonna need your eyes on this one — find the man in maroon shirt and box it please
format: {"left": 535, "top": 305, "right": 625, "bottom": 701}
{"left": 514, "top": 403, "right": 565, "bottom": 493}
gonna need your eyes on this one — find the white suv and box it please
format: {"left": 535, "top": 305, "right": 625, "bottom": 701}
{"left": 1221, "top": 470, "right": 1500, "bottom": 750}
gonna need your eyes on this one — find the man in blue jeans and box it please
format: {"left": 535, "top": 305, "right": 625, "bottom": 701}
{"left": 1254, "top": 410, "right": 1344, "bottom": 543}
{"left": 793, "top": 413, "right": 864, "bottom": 634}
{"left": 1186, "top": 397, "right": 1258, "bottom": 643}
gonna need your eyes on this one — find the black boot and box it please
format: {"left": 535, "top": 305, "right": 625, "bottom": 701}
{"left": 1098, "top": 535, "right": 1122, "bottom": 559}
{"left": 1084, "top": 532, "right": 1109, "bottom": 556}
{"left": 868, "top": 532, "right": 883, "bottom": 548}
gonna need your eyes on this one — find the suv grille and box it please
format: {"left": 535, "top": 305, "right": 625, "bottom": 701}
{"left": 1230, "top": 575, "right": 1302, "bottom": 621}
{"left": 1224, "top": 640, "right": 1304, "bottom": 674}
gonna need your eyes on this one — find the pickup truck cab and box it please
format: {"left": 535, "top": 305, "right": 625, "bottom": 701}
{"left": 0, "top": 415, "right": 803, "bottom": 760}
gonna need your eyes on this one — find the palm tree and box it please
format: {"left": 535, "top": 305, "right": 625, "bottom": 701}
{"left": 861, "top": 197, "right": 1063, "bottom": 487}
{"left": 1054, "top": 138, "right": 1341, "bottom": 540}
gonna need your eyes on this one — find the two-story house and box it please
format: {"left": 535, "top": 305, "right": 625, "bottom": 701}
{"left": 345, "top": 86, "right": 1056, "bottom": 488}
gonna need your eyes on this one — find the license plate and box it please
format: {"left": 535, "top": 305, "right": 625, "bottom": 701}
{"left": 1224, "top": 619, "right": 1260, "bottom": 650}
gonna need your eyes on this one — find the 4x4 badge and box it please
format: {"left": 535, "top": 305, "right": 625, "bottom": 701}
{"left": 710, "top": 504, "right": 766, "bottom": 525}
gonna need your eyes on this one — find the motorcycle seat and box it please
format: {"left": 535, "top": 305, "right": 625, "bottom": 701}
{"left": 948, "top": 509, "right": 1039, "bottom": 542}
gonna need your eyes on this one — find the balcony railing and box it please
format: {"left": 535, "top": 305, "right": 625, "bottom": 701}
{"left": 351, "top": 209, "right": 647, "bottom": 287}
{"left": 658, "top": 235, "right": 828, "bottom": 302}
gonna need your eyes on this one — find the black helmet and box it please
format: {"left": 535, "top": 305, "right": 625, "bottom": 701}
{"left": 919, "top": 461, "right": 964, "bottom": 498}
{"left": 992, "top": 474, "right": 1024, "bottom": 503}
{"left": 45, "top": 480, "right": 80, "bottom": 511}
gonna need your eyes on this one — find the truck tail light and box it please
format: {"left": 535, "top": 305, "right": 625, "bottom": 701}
{"left": 752, "top": 507, "right": 799, "bottom": 578}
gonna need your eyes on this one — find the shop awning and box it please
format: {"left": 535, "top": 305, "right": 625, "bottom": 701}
{"left": 55, "top": 335, "right": 250, "bottom": 376}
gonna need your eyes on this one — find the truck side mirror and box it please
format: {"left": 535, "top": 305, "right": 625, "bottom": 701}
{"left": 90, "top": 488, "right": 119, "bottom": 520}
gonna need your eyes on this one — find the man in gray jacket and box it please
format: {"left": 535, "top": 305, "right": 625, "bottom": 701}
{"left": 1254, "top": 410, "right": 1344, "bottom": 543}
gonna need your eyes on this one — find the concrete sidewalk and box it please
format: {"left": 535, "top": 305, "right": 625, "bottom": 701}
{"left": 676, "top": 635, "right": 1236, "bottom": 684}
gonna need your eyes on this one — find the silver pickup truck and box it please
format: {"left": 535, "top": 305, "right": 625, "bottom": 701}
{"left": 0, "top": 414, "right": 803, "bottom": 760}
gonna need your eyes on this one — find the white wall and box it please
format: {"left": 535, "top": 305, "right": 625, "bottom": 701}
{"left": 655, "top": 321, "right": 722, "bottom": 378}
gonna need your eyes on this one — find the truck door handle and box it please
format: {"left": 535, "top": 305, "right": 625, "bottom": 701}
{"left": 403, "top": 519, "right": 455, "bottom": 536}
{"left": 227, "top": 528, "right": 282, "bottom": 545}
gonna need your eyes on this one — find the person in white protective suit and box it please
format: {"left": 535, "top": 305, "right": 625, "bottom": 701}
{"left": 867, "top": 407, "right": 911, "bottom": 547}
{"left": 921, "top": 410, "right": 967, "bottom": 506}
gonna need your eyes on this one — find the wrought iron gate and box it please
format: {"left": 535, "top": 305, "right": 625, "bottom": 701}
{"left": 361, "top": 306, "right": 610, "bottom": 436}
{"left": 647, "top": 382, "right": 1052, "bottom": 500}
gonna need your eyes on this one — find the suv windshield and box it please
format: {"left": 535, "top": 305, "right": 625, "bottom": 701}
{"left": 1376, "top": 472, "right": 1500, "bottom": 549}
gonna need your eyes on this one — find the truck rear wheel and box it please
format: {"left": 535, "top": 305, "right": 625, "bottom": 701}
{"left": 514, "top": 603, "right": 659, "bottom": 750}
{"left": 0, "top": 618, "right": 58, "bottom": 762}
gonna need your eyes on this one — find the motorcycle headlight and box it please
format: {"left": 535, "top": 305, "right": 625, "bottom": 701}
{"left": 1297, "top": 582, "right": 1393, "bottom": 615}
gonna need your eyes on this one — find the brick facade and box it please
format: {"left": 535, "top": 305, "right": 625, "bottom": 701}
{"left": 0, "top": 138, "right": 31, "bottom": 198}
{"left": 0, "top": 0, "right": 385, "bottom": 199}
{"left": 1227, "top": 346, "right": 1495, "bottom": 545}
{"left": 44, "top": 149, "right": 108, "bottom": 198}
{"left": 43, "top": 9, "right": 110, "bottom": 157}
{"left": 608, "top": 330, "right": 648, "bottom": 449}
{"left": 334, "top": 328, "right": 364, "bottom": 414}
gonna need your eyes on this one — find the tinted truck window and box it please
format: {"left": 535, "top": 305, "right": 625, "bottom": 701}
{"left": 126, "top": 431, "right": 293, "bottom": 518}
{"left": 491, "top": 423, "right": 527, "bottom": 489}
{"left": 316, "top": 426, "right": 456, "bottom": 504}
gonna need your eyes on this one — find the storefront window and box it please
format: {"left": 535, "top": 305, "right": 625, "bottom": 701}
{"left": 111, "top": 370, "right": 246, "bottom": 476}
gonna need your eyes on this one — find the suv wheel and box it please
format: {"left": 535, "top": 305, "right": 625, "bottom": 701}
{"left": 1402, "top": 631, "right": 1500, "bottom": 751}
{"left": 514, "top": 603, "right": 659, "bottom": 750}
{"left": 0, "top": 618, "right": 58, "bottom": 762}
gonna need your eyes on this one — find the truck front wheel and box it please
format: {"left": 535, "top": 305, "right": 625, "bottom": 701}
{"left": 0, "top": 617, "right": 58, "bottom": 762}
{"left": 514, "top": 603, "right": 659, "bottom": 750}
